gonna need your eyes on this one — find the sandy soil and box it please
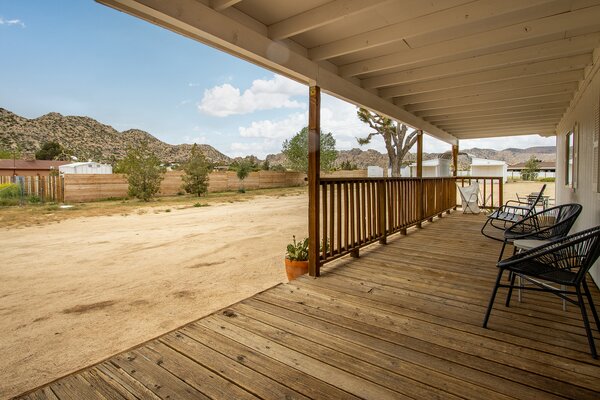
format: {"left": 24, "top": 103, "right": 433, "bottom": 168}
{"left": 503, "top": 181, "right": 556, "bottom": 203}
{"left": 0, "top": 193, "right": 308, "bottom": 399}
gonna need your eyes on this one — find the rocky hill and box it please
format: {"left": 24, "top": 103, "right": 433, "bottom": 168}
{"left": 0, "top": 108, "right": 231, "bottom": 164}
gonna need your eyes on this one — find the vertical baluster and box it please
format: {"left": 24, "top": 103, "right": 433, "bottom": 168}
{"left": 324, "top": 183, "right": 328, "bottom": 261}
{"left": 361, "top": 181, "right": 366, "bottom": 243}
{"left": 329, "top": 182, "right": 334, "bottom": 257}
{"left": 350, "top": 181, "right": 355, "bottom": 248}
{"left": 344, "top": 182, "right": 349, "bottom": 252}
{"left": 336, "top": 182, "right": 342, "bottom": 255}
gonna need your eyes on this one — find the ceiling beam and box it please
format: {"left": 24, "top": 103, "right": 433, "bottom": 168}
{"left": 403, "top": 82, "right": 578, "bottom": 112}
{"left": 268, "top": 0, "right": 389, "bottom": 41}
{"left": 309, "top": 0, "right": 560, "bottom": 61}
{"left": 360, "top": 33, "right": 600, "bottom": 89}
{"left": 425, "top": 107, "right": 567, "bottom": 124}
{"left": 340, "top": 5, "right": 600, "bottom": 77}
{"left": 455, "top": 129, "right": 556, "bottom": 139}
{"left": 415, "top": 96, "right": 573, "bottom": 117}
{"left": 393, "top": 70, "right": 583, "bottom": 104}
{"left": 449, "top": 122, "right": 557, "bottom": 134}
{"left": 210, "top": 0, "right": 241, "bottom": 12}
{"left": 435, "top": 113, "right": 563, "bottom": 128}
{"left": 437, "top": 117, "right": 561, "bottom": 131}
{"left": 96, "top": 0, "right": 457, "bottom": 144}
{"left": 379, "top": 54, "right": 590, "bottom": 98}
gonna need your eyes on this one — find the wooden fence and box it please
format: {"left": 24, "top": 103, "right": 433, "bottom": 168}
{"left": 318, "top": 177, "right": 457, "bottom": 266}
{"left": 0, "top": 175, "right": 64, "bottom": 203}
{"left": 60, "top": 171, "right": 306, "bottom": 202}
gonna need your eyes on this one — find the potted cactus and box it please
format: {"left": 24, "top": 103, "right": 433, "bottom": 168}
{"left": 285, "top": 236, "right": 309, "bottom": 281}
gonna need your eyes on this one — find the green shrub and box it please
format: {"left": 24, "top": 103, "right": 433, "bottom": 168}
{"left": 539, "top": 177, "right": 555, "bottom": 182}
{"left": 0, "top": 183, "right": 20, "bottom": 199}
{"left": 28, "top": 195, "right": 41, "bottom": 204}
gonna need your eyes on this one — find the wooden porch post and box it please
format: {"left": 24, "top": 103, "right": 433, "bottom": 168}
{"left": 308, "top": 86, "right": 321, "bottom": 277}
{"left": 452, "top": 143, "right": 459, "bottom": 212}
{"left": 452, "top": 144, "right": 458, "bottom": 177}
{"left": 416, "top": 130, "right": 423, "bottom": 227}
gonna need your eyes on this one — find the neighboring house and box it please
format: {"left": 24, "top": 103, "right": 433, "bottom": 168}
{"left": 408, "top": 158, "right": 451, "bottom": 177}
{"left": 508, "top": 161, "right": 556, "bottom": 179}
{"left": 59, "top": 162, "right": 113, "bottom": 174}
{"left": 0, "top": 159, "right": 69, "bottom": 176}
{"left": 470, "top": 157, "right": 508, "bottom": 183}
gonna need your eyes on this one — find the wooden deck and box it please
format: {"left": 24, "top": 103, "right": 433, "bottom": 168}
{"left": 17, "top": 212, "right": 600, "bottom": 399}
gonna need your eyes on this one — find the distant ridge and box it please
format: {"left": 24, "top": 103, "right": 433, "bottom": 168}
{"left": 267, "top": 145, "right": 556, "bottom": 171}
{"left": 0, "top": 108, "right": 231, "bottom": 164}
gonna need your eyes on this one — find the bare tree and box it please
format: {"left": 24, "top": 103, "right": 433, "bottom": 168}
{"left": 356, "top": 108, "right": 418, "bottom": 177}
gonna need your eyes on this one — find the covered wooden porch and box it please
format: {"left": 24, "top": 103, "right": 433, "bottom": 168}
{"left": 18, "top": 213, "right": 600, "bottom": 399}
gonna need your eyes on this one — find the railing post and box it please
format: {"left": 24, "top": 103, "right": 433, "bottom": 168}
{"left": 308, "top": 86, "right": 321, "bottom": 277}
{"left": 416, "top": 131, "right": 424, "bottom": 228}
{"left": 498, "top": 177, "right": 504, "bottom": 209}
{"left": 378, "top": 180, "right": 387, "bottom": 244}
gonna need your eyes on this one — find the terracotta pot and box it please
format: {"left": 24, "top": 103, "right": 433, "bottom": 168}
{"left": 285, "top": 258, "right": 308, "bottom": 281}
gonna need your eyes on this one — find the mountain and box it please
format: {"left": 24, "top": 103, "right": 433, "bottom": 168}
{"left": 0, "top": 108, "right": 231, "bottom": 164}
{"left": 267, "top": 145, "right": 556, "bottom": 170}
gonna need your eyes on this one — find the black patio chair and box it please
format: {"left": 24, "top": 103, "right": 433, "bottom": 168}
{"left": 481, "top": 184, "right": 546, "bottom": 241}
{"left": 497, "top": 203, "right": 582, "bottom": 261}
{"left": 482, "top": 226, "right": 600, "bottom": 358}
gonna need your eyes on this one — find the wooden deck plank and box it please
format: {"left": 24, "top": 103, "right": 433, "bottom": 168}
{"left": 256, "top": 283, "right": 600, "bottom": 399}
{"left": 158, "top": 331, "right": 310, "bottom": 399}
{"left": 177, "top": 323, "right": 361, "bottom": 399}
{"left": 17, "top": 213, "right": 600, "bottom": 400}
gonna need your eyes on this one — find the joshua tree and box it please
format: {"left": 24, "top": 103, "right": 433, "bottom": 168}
{"left": 356, "top": 108, "right": 418, "bottom": 177}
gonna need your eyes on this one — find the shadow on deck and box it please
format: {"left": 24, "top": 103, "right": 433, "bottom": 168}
{"left": 17, "top": 212, "right": 600, "bottom": 399}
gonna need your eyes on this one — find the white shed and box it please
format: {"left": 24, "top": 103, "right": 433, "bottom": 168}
{"left": 59, "top": 162, "right": 113, "bottom": 174}
{"left": 409, "top": 158, "right": 451, "bottom": 177}
{"left": 470, "top": 158, "right": 508, "bottom": 183}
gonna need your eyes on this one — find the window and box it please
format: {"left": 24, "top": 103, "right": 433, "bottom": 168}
{"left": 566, "top": 130, "right": 574, "bottom": 187}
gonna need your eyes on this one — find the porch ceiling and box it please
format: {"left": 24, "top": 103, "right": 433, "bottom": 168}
{"left": 98, "top": 0, "right": 600, "bottom": 143}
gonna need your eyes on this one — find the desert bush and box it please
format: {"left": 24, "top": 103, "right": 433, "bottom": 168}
{"left": 28, "top": 195, "right": 41, "bottom": 204}
{"left": 539, "top": 177, "right": 555, "bottom": 182}
{"left": 116, "top": 140, "right": 165, "bottom": 201}
{"left": 0, "top": 183, "right": 20, "bottom": 199}
{"left": 182, "top": 144, "right": 211, "bottom": 197}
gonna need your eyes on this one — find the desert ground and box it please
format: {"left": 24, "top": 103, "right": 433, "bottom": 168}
{"left": 0, "top": 181, "right": 554, "bottom": 399}
{"left": 0, "top": 191, "right": 308, "bottom": 399}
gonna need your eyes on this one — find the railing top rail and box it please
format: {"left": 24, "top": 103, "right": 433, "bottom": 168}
{"left": 455, "top": 176, "right": 502, "bottom": 180}
{"left": 320, "top": 176, "right": 458, "bottom": 183}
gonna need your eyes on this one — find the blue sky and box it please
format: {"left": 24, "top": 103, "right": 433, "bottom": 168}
{"left": 0, "top": 0, "right": 556, "bottom": 158}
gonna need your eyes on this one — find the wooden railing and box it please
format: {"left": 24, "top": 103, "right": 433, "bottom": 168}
{"left": 318, "top": 177, "right": 457, "bottom": 267}
{"left": 454, "top": 176, "right": 503, "bottom": 209}
{"left": 315, "top": 176, "right": 503, "bottom": 273}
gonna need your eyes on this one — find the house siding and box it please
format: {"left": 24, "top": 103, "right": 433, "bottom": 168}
{"left": 556, "top": 49, "right": 600, "bottom": 288}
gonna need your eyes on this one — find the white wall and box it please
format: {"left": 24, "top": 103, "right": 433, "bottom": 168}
{"left": 555, "top": 48, "right": 600, "bottom": 289}
{"left": 471, "top": 165, "right": 507, "bottom": 183}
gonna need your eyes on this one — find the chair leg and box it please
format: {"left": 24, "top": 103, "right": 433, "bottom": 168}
{"left": 576, "top": 285, "right": 598, "bottom": 359}
{"left": 498, "top": 241, "right": 507, "bottom": 262}
{"left": 582, "top": 278, "right": 600, "bottom": 332}
{"left": 505, "top": 272, "right": 517, "bottom": 307}
{"left": 483, "top": 269, "right": 504, "bottom": 328}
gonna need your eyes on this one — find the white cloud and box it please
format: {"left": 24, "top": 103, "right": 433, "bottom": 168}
{"left": 0, "top": 17, "right": 25, "bottom": 28}
{"left": 198, "top": 75, "right": 306, "bottom": 117}
{"left": 239, "top": 113, "right": 306, "bottom": 139}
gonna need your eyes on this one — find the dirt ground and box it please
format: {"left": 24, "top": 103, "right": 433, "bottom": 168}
{"left": 0, "top": 192, "right": 308, "bottom": 399}
{"left": 0, "top": 180, "right": 553, "bottom": 398}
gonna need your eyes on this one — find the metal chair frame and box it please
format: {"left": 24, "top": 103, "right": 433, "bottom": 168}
{"left": 482, "top": 226, "right": 600, "bottom": 358}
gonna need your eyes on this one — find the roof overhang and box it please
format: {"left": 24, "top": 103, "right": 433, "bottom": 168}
{"left": 96, "top": 0, "right": 600, "bottom": 145}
